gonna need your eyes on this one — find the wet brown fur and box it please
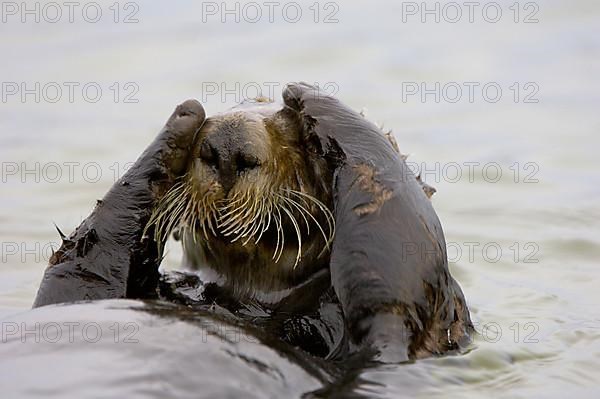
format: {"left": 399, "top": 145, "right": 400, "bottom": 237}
{"left": 152, "top": 100, "right": 335, "bottom": 302}
{"left": 352, "top": 164, "right": 393, "bottom": 216}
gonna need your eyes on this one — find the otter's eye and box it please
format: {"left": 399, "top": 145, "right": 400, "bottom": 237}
{"left": 237, "top": 152, "right": 260, "bottom": 174}
{"left": 199, "top": 140, "right": 218, "bottom": 167}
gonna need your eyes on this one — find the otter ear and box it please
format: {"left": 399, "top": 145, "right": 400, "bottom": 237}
{"left": 282, "top": 83, "right": 455, "bottom": 362}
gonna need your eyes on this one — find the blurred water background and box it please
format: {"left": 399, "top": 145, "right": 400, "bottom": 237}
{"left": 1, "top": 0, "right": 599, "bottom": 397}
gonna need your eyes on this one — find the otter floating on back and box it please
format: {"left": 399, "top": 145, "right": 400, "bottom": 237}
{"left": 34, "top": 83, "right": 473, "bottom": 362}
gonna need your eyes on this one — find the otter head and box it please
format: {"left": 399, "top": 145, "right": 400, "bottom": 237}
{"left": 147, "top": 99, "right": 335, "bottom": 300}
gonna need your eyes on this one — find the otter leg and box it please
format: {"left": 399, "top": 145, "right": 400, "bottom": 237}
{"left": 283, "top": 82, "right": 472, "bottom": 361}
{"left": 384, "top": 131, "right": 436, "bottom": 199}
{"left": 33, "top": 101, "right": 205, "bottom": 308}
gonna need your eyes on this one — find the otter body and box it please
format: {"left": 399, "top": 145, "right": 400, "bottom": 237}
{"left": 34, "top": 84, "right": 472, "bottom": 362}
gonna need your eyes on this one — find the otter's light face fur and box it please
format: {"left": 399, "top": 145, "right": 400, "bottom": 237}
{"left": 147, "top": 100, "right": 334, "bottom": 300}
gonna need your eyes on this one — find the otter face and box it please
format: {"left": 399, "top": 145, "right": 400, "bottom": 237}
{"left": 147, "top": 100, "right": 335, "bottom": 298}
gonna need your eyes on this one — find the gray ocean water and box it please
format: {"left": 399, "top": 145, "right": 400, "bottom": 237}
{"left": 1, "top": 0, "right": 599, "bottom": 397}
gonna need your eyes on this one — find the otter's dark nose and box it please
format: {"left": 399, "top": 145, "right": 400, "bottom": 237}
{"left": 199, "top": 136, "right": 260, "bottom": 193}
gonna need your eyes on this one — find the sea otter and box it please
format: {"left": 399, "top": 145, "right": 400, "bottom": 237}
{"left": 34, "top": 83, "right": 472, "bottom": 362}
{"left": 147, "top": 99, "right": 335, "bottom": 303}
